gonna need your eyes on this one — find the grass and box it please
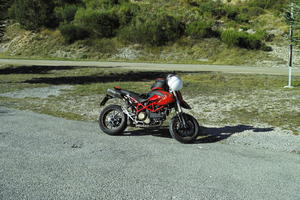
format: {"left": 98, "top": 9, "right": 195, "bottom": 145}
{"left": 0, "top": 64, "right": 299, "bottom": 134}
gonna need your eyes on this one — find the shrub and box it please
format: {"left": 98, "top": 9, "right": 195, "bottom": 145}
{"left": 8, "top": 2, "right": 16, "bottom": 19}
{"left": 0, "top": 0, "right": 11, "bottom": 39}
{"left": 11, "top": 0, "right": 57, "bottom": 30}
{"left": 198, "top": 1, "right": 227, "bottom": 19}
{"left": 182, "top": 0, "right": 201, "bottom": 7}
{"left": 235, "top": 13, "right": 249, "bottom": 23}
{"left": 117, "top": 3, "right": 140, "bottom": 26}
{"left": 221, "top": 30, "right": 239, "bottom": 47}
{"left": 240, "top": 6, "right": 265, "bottom": 17}
{"left": 56, "top": 0, "right": 83, "bottom": 5}
{"left": 83, "top": 0, "right": 129, "bottom": 9}
{"left": 0, "top": 0, "right": 10, "bottom": 19}
{"left": 186, "top": 21, "right": 218, "bottom": 39}
{"left": 88, "top": 38, "right": 118, "bottom": 54}
{"left": 119, "top": 13, "right": 184, "bottom": 46}
{"left": 248, "top": 0, "right": 288, "bottom": 10}
{"left": 225, "top": 6, "right": 240, "bottom": 20}
{"left": 221, "top": 29, "right": 264, "bottom": 50}
{"left": 59, "top": 24, "right": 89, "bottom": 43}
{"left": 224, "top": 6, "right": 258, "bottom": 23}
{"left": 55, "top": 4, "right": 79, "bottom": 23}
{"left": 75, "top": 8, "right": 120, "bottom": 38}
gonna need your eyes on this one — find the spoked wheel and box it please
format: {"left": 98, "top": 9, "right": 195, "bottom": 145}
{"left": 169, "top": 113, "right": 199, "bottom": 143}
{"left": 99, "top": 105, "right": 127, "bottom": 135}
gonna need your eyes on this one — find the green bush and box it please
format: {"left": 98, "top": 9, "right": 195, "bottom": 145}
{"left": 224, "top": 6, "right": 240, "bottom": 20}
{"left": 55, "top": 4, "right": 79, "bottom": 23}
{"left": 8, "top": 2, "right": 16, "bottom": 19}
{"left": 225, "top": 6, "right": 260, "bottom": 23}
{"left": 55, "top": 0, "right": 83, "bottom": 6}
{"left": 117, "top": 3, "right": 140, "bottom": 26}
{"left": 83, "top": 0, "right": 129, "bottom": 9}
{"left": 87, "top": 38, "right": 118, "bottom": 54}
{"left": 182, "top": 0, "right": 200, "bottom": 6}
{"left": 235, "top": 13, "right": 249, "bottom": 23}
{"left": 240, "top": 6, "right": 265, "bottom": 17}
{"left": 0, "top": 0, "right": 11, "bottom": 39}
{"left": 0, "top": 0, "right": 10, "bottom": 19}
{"left": 248, "top": 0, "right": 288, "bottom": 10}
{"left": 186, "top": 21, "right": 218, "bottom": 39}
{"left": 221, "top": 30, "right": 239, "bottom": 47}
{"left": 198, "top": 0, "right": 227, "bottom": 19}
{"left": 11, "top": 0, "right": 57, "bottom": 30}
{"left": 221, "top": 29, "right": 264, "bottom": 50}
{"left": 75, "top": 8, "right": 120, "bottom": 38}
{"left": 119, "top": 13, "right": 184, "bottom": 46}
{"left": 59, "top": 24, "right": 89, "bottom": 43}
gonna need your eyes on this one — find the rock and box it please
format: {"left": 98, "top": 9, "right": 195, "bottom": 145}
{"left": 197, "top": 58, "right": 209, "bottom": 62}
{"left": 246, "top": 29, "right": 256, "bottom": 34}
{"left": 113, "top": 47, "right": 141, "bottom": 60}
{"left": 51, "top": 50, "right": 76, "bottom": 58}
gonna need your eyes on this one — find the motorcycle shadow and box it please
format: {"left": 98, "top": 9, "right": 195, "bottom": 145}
{"left": 195, "top": 125, "right": 274, "bottom": 144}
{"left": 123, "top": 125, "right": 274, "bottom": 144}
{"left": 123, "top": 126, "right": 172, "bottom": 139}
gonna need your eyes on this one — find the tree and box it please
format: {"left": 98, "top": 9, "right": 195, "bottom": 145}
{"left": 12, "top": 0, "right": 57, "bottom": 30}
{"left": 0, "top": 0, "right": 11, "bottom": 41}
{"left": 284, "top": 0, "right": 300, "bottom": 88}
{"left": 75, "top": 8, "right": 120, "bottom": 38}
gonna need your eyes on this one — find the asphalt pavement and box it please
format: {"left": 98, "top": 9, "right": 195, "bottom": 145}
{"left": 0, "top": 107, "right": 299, "bottom": 200}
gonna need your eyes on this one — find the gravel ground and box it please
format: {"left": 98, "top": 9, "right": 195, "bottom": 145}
{"left": 0, "top": 107, "right": 300, "bottom": 200}
{"left": 0, "top": 85, "right": 73, "bottom": 98}
{"left": 202, "top": 125, "right": 300, "bottom": 153}
{"left": 0, "top": 59, "right": 300, "bottom": 75}
{"left": 1, "top": 86, "right": 299, "bottom": 154}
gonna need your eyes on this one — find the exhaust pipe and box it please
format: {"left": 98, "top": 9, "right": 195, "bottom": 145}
{"left": 107, "top": 88, "right": 122, "bottom": 98}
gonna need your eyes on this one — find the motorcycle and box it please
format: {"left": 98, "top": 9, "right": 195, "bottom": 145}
{"left": 99, "top": 74, "right": 200, "bottom": 143}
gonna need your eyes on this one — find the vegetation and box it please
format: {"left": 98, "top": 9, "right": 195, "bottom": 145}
{"left": 119, "top": 12, "right": 185, "bottom": 46}
{"left": 59, "top": 24, "right": 89, "bottom": 44}
{"left": 221, "top": 29, "right": 270, "bottom": 50}
{"left": 186, "top": 21, "right": 219, "bottom": 39}
{"left": 249, "top": 0, "right": 288, "bottom": 10}
{"left": 75, "top": 9, "right": 120, "bottom": 38}
{"left": 284, "top": 0, "right": 300, "bottom": 48}
{"left": 3, "top": 0, "right": 288, "bottom": 49}
{"left": 0, "top": 0, "right": 11, "bottom": 40}
{"left": 10, "top": 0, "right": 57, "bottom": 30}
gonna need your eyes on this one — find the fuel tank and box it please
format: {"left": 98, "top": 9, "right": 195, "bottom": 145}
{"left": 148, "top": 90, "right": 175, "bottom": 106}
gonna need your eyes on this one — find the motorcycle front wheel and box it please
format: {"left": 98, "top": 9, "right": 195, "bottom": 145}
{"left": 99, "top": 104, "right": 127, "bottom": 135}
{"left": 169, "top": 113, "right": 199, "bottom": 143}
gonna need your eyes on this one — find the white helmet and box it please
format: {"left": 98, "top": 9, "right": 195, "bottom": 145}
{"left": 167, "top": 74, "right": 183, "bottom": 91}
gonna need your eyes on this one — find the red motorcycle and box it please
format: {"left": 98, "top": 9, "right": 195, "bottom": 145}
{"left": 99, "top": 74, "right": 200, "bottom": 143}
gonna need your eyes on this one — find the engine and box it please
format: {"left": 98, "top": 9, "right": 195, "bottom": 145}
{"left": 137, "top": 111, "right": 150, "bottom": 124}
{"left": 137, "top": 109, "right": 168, "bottom": 126}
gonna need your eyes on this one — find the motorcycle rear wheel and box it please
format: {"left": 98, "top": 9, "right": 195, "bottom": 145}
{"left": 99, "top": 105, "right": 127, "bottom": 135}
{"left": 169, "top": 113, "right": 199, "bottom": 143}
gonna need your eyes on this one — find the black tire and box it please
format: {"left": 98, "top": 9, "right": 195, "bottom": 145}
{"left": 99, "top": 105, "right": 127, "bottom": 135}
{"left": 169, "top": 113, "right": 199, "bottom": 143}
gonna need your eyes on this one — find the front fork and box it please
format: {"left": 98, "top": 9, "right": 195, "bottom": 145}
{"left": 173, "top": 91, "right": 187, "bottom": 127}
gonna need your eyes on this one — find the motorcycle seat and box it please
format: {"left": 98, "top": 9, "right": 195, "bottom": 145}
{"left": 119, "top": 89, "right": 148, "bottom": 102}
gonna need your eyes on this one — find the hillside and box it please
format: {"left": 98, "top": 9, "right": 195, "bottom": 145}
{"left": 0, "top": 0, "right": 296, "bottom": 66}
